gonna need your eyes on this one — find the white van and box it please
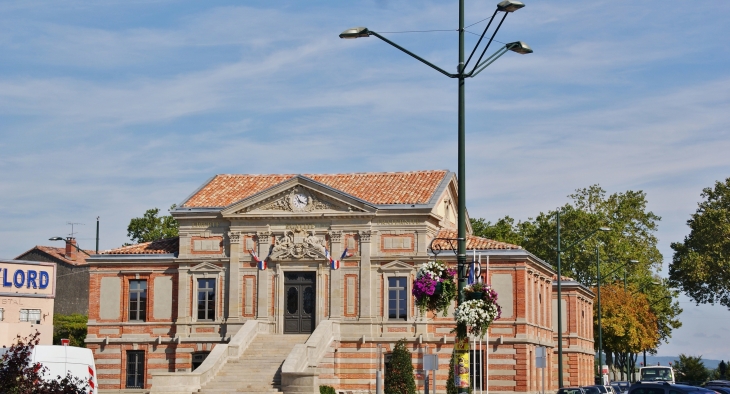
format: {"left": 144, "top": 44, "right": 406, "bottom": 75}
{"left": 1, "top": 345, "right": 98, "bottom": 393}
{"left": 639, "top": 366, "right": 675, "bottom": 384}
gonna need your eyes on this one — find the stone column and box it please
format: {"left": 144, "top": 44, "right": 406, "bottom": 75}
{"left": 359, "top": 230, "right": 374, "bottom": 320}
{"left": 176, "top": 265, "right": 190, "bottom": 326}
{"left": 329, "top": 231, "right": 343, "bottom": 319}
{"left": 257, "top": 231, "right": 271, "bottom": 320}
{"left": 227, "top": 231, "right": 242, "bottom": 323}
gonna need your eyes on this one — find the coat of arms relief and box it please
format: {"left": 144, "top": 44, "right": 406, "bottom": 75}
{"left": 270, "top": 229, "right": 327, "bottom": 260}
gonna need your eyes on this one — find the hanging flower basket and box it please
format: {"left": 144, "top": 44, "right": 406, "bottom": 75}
{"left": 454, "top": 284, "right": 502, "bottom": 338}
{"left": 412, "top": 261, "right": 457, "bottom": 317}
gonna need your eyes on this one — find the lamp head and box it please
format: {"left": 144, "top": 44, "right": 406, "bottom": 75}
{"left": 629, "top": 259, "right": 639, "bottom": 264}
{"left": 506, "top": 41, "right": 533, "bottom": 54}
{"left": 339, "top": 27, "right": 370, "bottom": 39}
{"left": 49, "top": 237, "right": 65, "bottom": 241}
{"left": 497, "top": 0, "right": 525, "bottom": 12}
{"left": 598, "top": 227, "right": 611, "bottom": 232}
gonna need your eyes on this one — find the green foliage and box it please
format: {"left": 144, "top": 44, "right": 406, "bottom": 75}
{"left": 0, "top": 331, "right": 89, "bottom": 393}
{"left": 447, "top": 347, "right": 457, "bottom": 394}
{"left": 470, "top": 216, "right": 524, "bottom": 246}
{"left": 719, "top": 360, "right": 728, "bottom": 379}
{"left": 673, "top": 354, "right": 710, "bottom": 385}
{"left": 319, "top": 385, "right": 336, "bottom": 394}
{"left": 53, "top": 314, "right": 88, "bottom": 347}
{"left": 471, "top": 185, "right": 682, "bottom": 349}
{"left": 384, "top": 340, "right": 416, "bottom": 394}
{"left": 126, "top": 205, "right": 179, "bottom": 244}
{"left": 670, "top": 177, "right": 730, "bottom": 309}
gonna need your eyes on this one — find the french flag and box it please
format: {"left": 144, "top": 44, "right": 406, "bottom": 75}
{"left": 326, "top": 248, "right": 353, "bottom": 270}
{"left": 250, "top": 249, "right": 267, "bottom": 270}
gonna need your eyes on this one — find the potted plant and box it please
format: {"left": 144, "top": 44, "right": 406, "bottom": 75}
{"left": 412, "top": 261, "right": 457, "bottom": 316}
{"left": 453, "top": 284, "right": 502, "bottom": 338}
{"left": 463, "top": 282, "right": 487, "bottom": 301}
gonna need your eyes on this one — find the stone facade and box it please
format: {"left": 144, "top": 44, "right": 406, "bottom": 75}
{"left": 85, "top": 170, "right": 594, "bottom": 393}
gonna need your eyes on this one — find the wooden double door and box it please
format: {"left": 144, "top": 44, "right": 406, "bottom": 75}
{"left": 284, "top": 271, "right": 316, "bottom": 334}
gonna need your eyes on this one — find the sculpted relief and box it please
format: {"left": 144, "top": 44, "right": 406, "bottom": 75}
{"left": 270, "top": 229, "right": 327, "bottom": 260}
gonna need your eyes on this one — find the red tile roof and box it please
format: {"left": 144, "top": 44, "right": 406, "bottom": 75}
{"left": 433, "top": 229, "right": 522, "bottom": 250}
{"left": 103, "top": 238, "right": 179, "bottom": 255}
{"left": 182, "top": 170, "right": 449, "bottom": 207}
{"left": 16, "top": 246, "right": 96, "bottom": 266}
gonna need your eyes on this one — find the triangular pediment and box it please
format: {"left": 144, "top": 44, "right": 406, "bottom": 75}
{"left": 190, "top": 262, "right": 224, "bottom": 272}
{"left": 221, "top": 176, "right": 377, "bottom": 217}
{"left": 380, "top": 260, "right": 416, "bottom": 272}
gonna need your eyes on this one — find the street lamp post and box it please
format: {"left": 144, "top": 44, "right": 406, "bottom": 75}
{"left": 341, "top": 3, "right": 531, "bottom": 393}
{"left": 555, "top": 211, "right": 609, "bottom": 388}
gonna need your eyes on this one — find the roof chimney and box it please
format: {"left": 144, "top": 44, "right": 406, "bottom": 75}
{"left": 65, "top": 237, "right": 77, "bottom": 261}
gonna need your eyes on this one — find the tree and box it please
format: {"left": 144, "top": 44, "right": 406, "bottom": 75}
{"left": 673, "top": 354, "right": 709, "bottom": 385}
{"left": 719, "top": 360, "right": 728, "bottom": 379}
{"left": 384, "top": 339, "right": 416, "bottom": 394}
{"left": 471, "top": 185, "right": 681, "bottom": 346}
{"left": 53, "top": 314, "right": 87, "bottom": 347}
{"left": 0, "top": 331, "right": 89, "bottom": 393}
{"left": 595, "top": 283, "right": 659, "bottom": 379}
{"left": 126, "top": 205, "right": 178, "bottom": 244}
{"left": 669, "top": 177, "right": 730, "bottom": 309}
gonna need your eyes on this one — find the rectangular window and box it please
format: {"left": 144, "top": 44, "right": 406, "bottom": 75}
{"left": 197, "top": 278, "right": 216, "bottom": 321}
{"left": 19, "top": 309, "right": 41, "bottom": 323}
{"left": 388, "top": 277, "right": 407, "bottom": 320}
{"left": 129, "top": 280, "right": 147, "bottom": 322}
{"left": 126, "top": 351, "right": 145, "bottom": 388}
{"left": 192, "top": 351, "right": 210, "bottom": 371}
{"left": 0, "top": 308, "right": 4, "bottom": 321}
{"left": 470, "top": 349, "right": 485, "bottom": 390}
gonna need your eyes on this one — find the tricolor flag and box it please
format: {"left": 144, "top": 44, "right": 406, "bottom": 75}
{"left": 250, "top": 249, "right": 267, "bottom": 270}
{"left": 326, "top": 248, "right": 353, "bottom": 270}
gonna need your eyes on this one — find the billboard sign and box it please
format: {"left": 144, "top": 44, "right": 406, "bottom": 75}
{"left": 0, "top": 260, "right": 56, "bottom": 298}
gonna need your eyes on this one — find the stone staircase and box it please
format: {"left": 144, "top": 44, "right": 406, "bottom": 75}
{"left": 197, "top": 334, "right": 310, "bottom": 394}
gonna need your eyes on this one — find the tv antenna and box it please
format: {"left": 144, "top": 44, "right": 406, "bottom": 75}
{"left": 67, "top": 222, "right": 84, "bottom": 238}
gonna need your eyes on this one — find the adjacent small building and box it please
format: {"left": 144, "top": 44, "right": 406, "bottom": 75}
{"left": 15, "top": 237, "right": 94, "bottom": 315}
{"left": 0, "top": 259, "right": 56, "bottom": 345}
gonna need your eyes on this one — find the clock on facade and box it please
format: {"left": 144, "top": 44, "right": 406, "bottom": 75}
{"left": 290, "top": 192, "right": 309, "bottom": 210}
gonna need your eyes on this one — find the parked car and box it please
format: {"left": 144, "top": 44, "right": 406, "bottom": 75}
{"left": 705, "top": 386, "right": 730, "bottom": 394}
{"left": 613, "top": 381, "right": 631, "bottom": 394}
{"left": 558, "top": 387, "right": 586, "bottom": 394}
{"left": 582, "top": 386, "right": 603, "bottom": 394}
{"left": 628, "top": 382, "right": 716, "bottom": 394}
{"left": 706, "top": 382, "right": 730, "bottom": 388}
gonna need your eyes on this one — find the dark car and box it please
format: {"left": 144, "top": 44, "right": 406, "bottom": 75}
{"left": 629, "top": 382, "right": 717, "bottom": 394}
{"left": 613, "top": 382, "right": 631, "bottom": 394}
{"left": 582, "top": 386, "right": 606, "bottom": 394}
{"left": 558, "top": 388, "right": 586, "bottom": 394}
{"left": 706, "top": 387, "right": 730, "bottom": 394}
{"left": 707, "top": 382, "right": 730, "bottom": 389}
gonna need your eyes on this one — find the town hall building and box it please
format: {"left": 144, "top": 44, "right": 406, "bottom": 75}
{"left": 85, "top": 170, "right": 595, "bottom": 393}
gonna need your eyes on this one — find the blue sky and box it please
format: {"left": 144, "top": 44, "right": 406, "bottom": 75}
{"left": 1, "top": 0, "right": 729, "bottom": 359}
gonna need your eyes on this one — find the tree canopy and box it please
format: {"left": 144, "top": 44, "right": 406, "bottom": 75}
{"left": 126, "top": 205, "right": 178, "bottom": 244}
{"left": 669, "top": 177, "right": 730, "bottom": 309}
{"left": 673, "top": 354, "right": 710, "bottom": 384}
{"left": 471, "top": 184, "right": 682, "bottom": 350}
{"left": 596, "top": 283, "right": 658, "bottom": 354}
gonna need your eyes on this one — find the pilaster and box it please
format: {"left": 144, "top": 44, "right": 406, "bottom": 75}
{"left": 257, "top": 231, "right": 271, "bottom": 320}
{"left": 329, "top": 230, "right": 343, "bottom": 319}
{"left": 227, "top": 231, "right": 242, "bottom": 323}
{"left": 176, "top": 265, "right": 190, "bottom": 325}
{"left": 359, "top": 230, "right": 374, "bottom": 321}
